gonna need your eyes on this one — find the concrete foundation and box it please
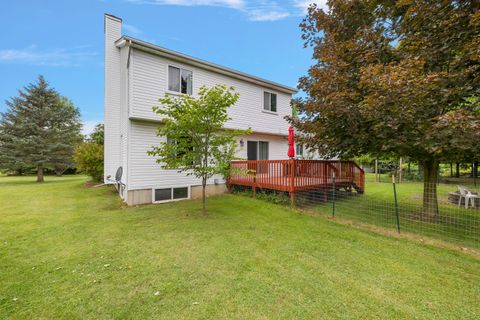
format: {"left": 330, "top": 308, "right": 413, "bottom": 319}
{"left": 126, "top": 183, "right": 227, "bottom": 205}
{"left": 191, "top": 184, "right": 227, "bottom": 199}
{"left": 127, "top": 189, "right": 152, "bottom": 206}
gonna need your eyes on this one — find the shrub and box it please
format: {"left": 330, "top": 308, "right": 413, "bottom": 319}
{"left": 74, "top": 143, "right": 103, "bottom": 182}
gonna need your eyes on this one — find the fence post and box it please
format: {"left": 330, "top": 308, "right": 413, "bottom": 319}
{"left": 392, "top": 174, "right": 401, "bottom": 233}
{"left": 332, "top": 171, "right": 336, "bottom": 217}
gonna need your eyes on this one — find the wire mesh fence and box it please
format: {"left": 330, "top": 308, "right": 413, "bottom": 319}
{"left": 233, "top": 174, "right": 480, "bottom": 249}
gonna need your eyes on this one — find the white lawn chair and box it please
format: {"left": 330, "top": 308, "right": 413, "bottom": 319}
{"left": 457, "top": 185, "right": 480, "bottom": 209}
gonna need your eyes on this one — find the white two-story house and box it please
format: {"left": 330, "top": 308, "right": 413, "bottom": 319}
{"left": 104, "top": 14, "right": 296, "bottom": 205}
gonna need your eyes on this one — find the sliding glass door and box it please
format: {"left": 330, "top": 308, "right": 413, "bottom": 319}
{"left": 247, "top": 141, "right": 269, "bottom": 174}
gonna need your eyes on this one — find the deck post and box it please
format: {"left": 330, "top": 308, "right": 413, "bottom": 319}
{"left": 252, "top": 174, "right": 256, "bottom": 198}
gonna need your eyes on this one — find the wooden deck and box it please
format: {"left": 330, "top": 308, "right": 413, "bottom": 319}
{"left": 229, "top": 160, "right": 364, "bottom": 205}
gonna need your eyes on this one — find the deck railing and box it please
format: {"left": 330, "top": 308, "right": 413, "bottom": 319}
{"left": 229, "top": 159, "right": 365, "bottom": 196}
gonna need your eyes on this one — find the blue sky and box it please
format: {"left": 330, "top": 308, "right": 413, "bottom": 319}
{"left": 0, "top": 0, "right": 324, "bottom": 134}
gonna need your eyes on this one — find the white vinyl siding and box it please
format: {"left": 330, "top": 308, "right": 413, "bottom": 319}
{"left": 128, "top": 121, "right": 224, "bottom": 190}
{"left": 129, "top": 49, "right": 291, "bottom": 135}
{"left": 127, "top": 121, "right": 289, "bottom": 191}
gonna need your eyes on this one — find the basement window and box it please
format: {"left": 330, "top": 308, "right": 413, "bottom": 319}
{"left": 154, "top": 188, "right": 171, "bottom": 202}
{"left": 173, "top": 187, "right": 188, "bottom": 199}
{"left": 153, "top": 186, "right": 190, "bottom": 203}
{"left": 168, "top": 65, "right": 192, "bottom": 94}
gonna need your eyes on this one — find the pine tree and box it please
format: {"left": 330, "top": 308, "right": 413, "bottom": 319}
{"left": 0, "top": 76, "right": 82, "bottom": 182}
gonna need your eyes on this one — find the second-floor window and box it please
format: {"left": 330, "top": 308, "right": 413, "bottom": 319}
{"left": 168, "top": 66, "right": 192, "bottom": 94}
{"left": 263, "top": 91, "right": 277, "bottom": 112}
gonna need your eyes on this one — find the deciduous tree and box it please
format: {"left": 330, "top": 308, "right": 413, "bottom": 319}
{"left": 291, "top": 0, "right": 480, "bottom": 215}
{"left": 148, "top": 85, "right": 250, "bottom": 211}
{"left": 74, "top": 123, "right": 104, "bottom": 182}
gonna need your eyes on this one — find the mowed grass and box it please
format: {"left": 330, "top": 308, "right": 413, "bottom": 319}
{"left": 305, "top": 174, "right": 480, "bottom": 248}
{"left": 0, "top": 175, "right": 479, "bottom": 319}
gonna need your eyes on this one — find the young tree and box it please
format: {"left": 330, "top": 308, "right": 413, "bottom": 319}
{"left": 0, "top": 76, "right": 82, "bottom": 182}
{"left": 148, "top": 85, "right": 249, "bottom": 211}
{"left": 74, "top": 123, "right": 104, "bottom": 182}
{"left": 292, "top": 0, "right": 480, "bottom": 215}
{"left": 74, "top": 143, "right": 104, "bottom": 182}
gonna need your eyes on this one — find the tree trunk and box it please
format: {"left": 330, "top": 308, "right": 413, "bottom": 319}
{"left": 202, "top": 177, "right": 207, "bottom": 212}
{"left": 55, "top": 165, "right": 65, "bottom": 176}
{"left": 450, "top": 163, "right": 453, "bottom": 177}
{"left": 422, "top": 159, "right": 438, "bottom": 216}
{"left": 455, "top": 163, "right": 460, "bottom": 178}
{"left": 37, "top": 164, "right": 44, "bottom": 183}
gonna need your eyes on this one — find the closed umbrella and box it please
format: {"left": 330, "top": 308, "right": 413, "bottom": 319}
{"left": 288, "top": 126, "right": 295, "bottom": 158}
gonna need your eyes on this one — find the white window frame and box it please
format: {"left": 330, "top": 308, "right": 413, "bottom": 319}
{"left": 152, "top": 185, "right": 191, "bottom": 204}
{"left": 263, "top": 91, "right": 278, "bottom": 114}
{"left": 166, "top": 64, "right": 193, "bottom": 95}
{"left": 247, "top": 140, "right": 269, "bottom": 160}
{"left": 296, "top": 143, "right": 304, "bottom": 157}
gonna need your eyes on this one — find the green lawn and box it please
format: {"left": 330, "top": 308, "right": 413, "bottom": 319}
{"left": 300, "top": 174, "right": 480, "bottom": 248}
{"left": 1, "top": 175, "right": 479, "bottom": 319}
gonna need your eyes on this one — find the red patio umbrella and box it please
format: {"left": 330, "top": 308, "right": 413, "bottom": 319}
{"left": 288, "top": 126, "right": 295, "bottom": 158}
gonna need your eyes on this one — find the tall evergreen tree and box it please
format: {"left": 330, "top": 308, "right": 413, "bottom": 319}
{"left": 0, "top": 76, "right": 82, "bottom": 182}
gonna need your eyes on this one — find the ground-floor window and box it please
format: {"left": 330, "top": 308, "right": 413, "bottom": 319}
{"left": 296, "top": 144, "right": 304, "bottom": 157}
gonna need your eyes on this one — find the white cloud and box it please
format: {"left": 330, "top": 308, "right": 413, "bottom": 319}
{"left": 82, "top": 119, "right": 102, "bottom": 136}
{"left": 0, "top": 45, "right": 97, "bottom": 67}
{"left": 127, "top": 0, "right": 294, "bottom": 21}
{"left": 293, "top": 0, "right": 329, "bottom": 14}
{"left": 125, "top": 0, "right": 330, "bottom": 22}
{"left": 248, "top": 9, "right": 289, "bottom": 21}
{"left": 123, "top": 23, "right": 143, "bottom": 35}
{"left": 127, "top": 0, "right": 245, "bottom": 9}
